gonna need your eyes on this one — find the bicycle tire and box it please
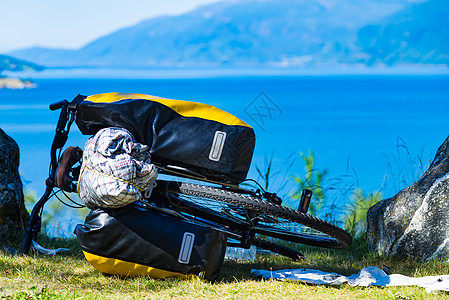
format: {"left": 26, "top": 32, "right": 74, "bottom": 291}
{"left": 156, "top": 180, "right": 352, "bottom": 249}
{"left": 151, "top": 193, "right": 306, "bottom": 260}
{"left": 140, "top": 195, "right": 304, "bottom": 261}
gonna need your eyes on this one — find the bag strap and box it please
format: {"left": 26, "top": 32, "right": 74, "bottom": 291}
{"left": 68, "top": 94, "right": 86, "bottom": 110}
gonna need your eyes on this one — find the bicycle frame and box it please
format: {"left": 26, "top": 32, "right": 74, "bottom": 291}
{"left": 20, "top": 100, "right": 76, "bottom": 254}
{"left": 19, "top": 98, "right": 299, "bottom": 254}
{"left": 19, "top": 100, "right": 247, "bottom": 254}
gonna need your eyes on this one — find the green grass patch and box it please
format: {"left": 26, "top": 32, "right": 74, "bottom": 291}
{"left": 1, "top": 237, "right": 449, "bottom": 299}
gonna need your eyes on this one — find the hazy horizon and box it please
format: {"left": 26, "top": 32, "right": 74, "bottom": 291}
{"left": 1, "top": 0, "right": 430, "bottom": 53}
{"left": 0, "top": 0, "right": 222, "bottom": 52}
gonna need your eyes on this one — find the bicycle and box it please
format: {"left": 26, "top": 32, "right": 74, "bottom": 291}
{"left": 20, "top": 94, "right": 352, "bottom": 261}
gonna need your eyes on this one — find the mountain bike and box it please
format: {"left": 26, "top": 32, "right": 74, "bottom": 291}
{"left": 20, "top": 95, "right": 352, "bottom": 261}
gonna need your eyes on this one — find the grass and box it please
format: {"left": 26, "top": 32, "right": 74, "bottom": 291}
{"left": 1, "top": 238, "right": 449, "bottom": 299}
{"left": 3, "top": 143, "right": 441, "bottom": 299}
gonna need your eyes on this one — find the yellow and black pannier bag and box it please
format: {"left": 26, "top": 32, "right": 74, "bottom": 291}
{"left": 71, "top": 92, "right": 255, "bottom": 183}
{"left": 74, "top": 204, "right": 227, "bottom": 281}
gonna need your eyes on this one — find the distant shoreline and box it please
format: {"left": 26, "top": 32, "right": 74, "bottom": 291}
{"left": 0, "top": 77, "right": 37, "bottom": 89}
{"left": 3, "top": 65, "right": 448, "bottom": 80}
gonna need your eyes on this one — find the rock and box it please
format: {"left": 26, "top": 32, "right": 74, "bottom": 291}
{"left": 0, "top": 77, "right": 37, "bottom": 89}
{"left": 0, "top": 128, "right": 29, "bottom": 244}
{"left": 367, "top": 136, "right": 449, "bottom": 261}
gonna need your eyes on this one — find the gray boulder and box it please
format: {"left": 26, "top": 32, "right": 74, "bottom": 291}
{"left": 367, "top": 136, "right": 449, "bottom": 261}
{"left": 0, "top": 128, "right": 29, "bottom": 244}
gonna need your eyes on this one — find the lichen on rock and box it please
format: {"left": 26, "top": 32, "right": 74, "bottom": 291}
{"left": 367, "top": 136, "right": 449, "bottom": 261}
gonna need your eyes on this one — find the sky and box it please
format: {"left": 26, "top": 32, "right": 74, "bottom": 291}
{"left": 0, "top": 0, "right": 222, "bottom": 53}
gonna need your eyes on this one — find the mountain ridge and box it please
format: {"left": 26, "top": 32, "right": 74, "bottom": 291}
{"left": 8, "top": 0, "right": 447, "bottom": 68}
{"left": 0, "top": 54, "right": 45, "bottom": 72}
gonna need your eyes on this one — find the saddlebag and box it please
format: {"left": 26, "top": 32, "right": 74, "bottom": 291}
{"left": 74, "top": 204, "right": 227, "bottom": 281}
{"left": 71, "top": 92, "right": 255, "bottom": 184}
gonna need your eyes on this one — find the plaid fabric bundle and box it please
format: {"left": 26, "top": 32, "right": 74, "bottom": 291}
{"left": 78, "top": 127, "right": 157, "bottom": 209}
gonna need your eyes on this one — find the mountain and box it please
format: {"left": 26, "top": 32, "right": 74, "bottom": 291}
{"left": 0, "top": 54, "right": 45, "bottom": 72}
{"left": 357, "top": 0, "right": 449, "bottom": 65}
{"left": 9, "top": 0, "right": 447, "bottom": 68}
{"left": 0, "top": 55, "right": 43, "bottom": 89}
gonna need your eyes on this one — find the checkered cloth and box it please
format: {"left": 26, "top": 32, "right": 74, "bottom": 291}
{"left": 78, "top": 127, "right": 157, "bottom": 209}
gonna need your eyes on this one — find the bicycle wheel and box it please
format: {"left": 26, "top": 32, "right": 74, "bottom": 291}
{"left": 153, "top": 180, "right": 352, "bottom": 250}
{"left": 153, "top": 191, "right": 305, "bottom": 260}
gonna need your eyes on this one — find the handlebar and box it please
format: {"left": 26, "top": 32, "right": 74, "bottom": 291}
{"left": 50, "top": 100, "right": 69, "bottom": 111}
{"left": 51, "top": 101, "right": 71, "bottom": 170}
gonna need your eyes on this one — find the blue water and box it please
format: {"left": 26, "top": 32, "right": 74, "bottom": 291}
{"left": 0, "top": 74, "right": 448, "bottom": 231}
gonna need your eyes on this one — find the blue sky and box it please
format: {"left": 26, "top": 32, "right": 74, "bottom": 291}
{"left": 0, "top": 0, "right": 221, "bottom": 52}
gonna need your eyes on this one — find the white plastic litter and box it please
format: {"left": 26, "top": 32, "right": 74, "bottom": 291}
{"left": 31, "top": 240, "right": 70, "bottom": 255}
{"left": 251, "top": 266, "right": 449, "bottom": 293}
